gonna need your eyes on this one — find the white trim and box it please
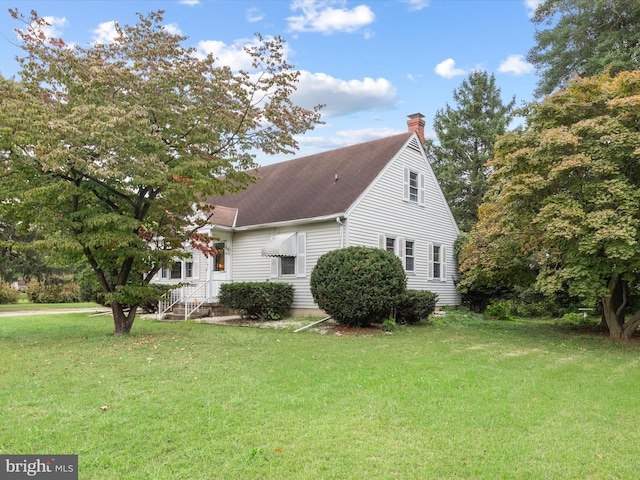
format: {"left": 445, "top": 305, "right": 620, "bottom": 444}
{"left": 441, "top": 245, "right": 447, "bottom": 282}
{"left": 427, "top": 241, "right": 434, "bottom": 280}
{"left": 296, "top": 233, "right": 306, "bottom": 278}
{"left": 233, "top": 213, "right": 347, "bottom": 231}
{"left": 413, "top": 133, "right": 461, "bottom": 235}
{"left": 403, "top": 167, "right": 410, "bottom": 202}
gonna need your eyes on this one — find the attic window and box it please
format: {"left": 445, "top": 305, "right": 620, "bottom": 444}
{"left": 407, "top": 137, "right": 422, "bottom": 152}
{"left": 409, "top": 171, "right": 419, "bottom": 202}
{"left": 403, "top": 167, "right": 425, "bottom": 205}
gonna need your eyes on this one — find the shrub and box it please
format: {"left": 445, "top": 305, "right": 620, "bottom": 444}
{"left": 484, "top": 300, "right": 512, "bottom": 321}
{"left": 27, "top": 278, "right": 81, "bottom": 303}
{"left": 381, "top": 314, "right": 397, "bottom": 332}
{"left": 218, "top": 282, "right": 294, "bottom": 320}
{"left": 77, "top": 266, "right": 108, "bottom": 305}
{"left": 395, "top": 289, "right": 438, "bottom": 325}
{"left": 310, "top": 246, "right": 406, "bottom": 327}
{"left": 0, "top": 281, "right": 19, "bottom": 304}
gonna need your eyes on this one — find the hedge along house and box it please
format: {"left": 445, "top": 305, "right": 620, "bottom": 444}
{"left": 155, "top": 113, "right": 461, "bottom": 319}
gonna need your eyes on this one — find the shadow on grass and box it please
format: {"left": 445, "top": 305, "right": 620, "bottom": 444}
{"left": 433, "top": 307, "right": 639, "bottom": 351}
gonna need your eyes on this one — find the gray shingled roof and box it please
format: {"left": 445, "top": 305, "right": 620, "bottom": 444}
{"left": 207, "top": 132, "right": 413, "bottom": 228}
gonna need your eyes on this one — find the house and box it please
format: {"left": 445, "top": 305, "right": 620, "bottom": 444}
{"left": 155, "top": 113, "right": 461, "bottom": 319}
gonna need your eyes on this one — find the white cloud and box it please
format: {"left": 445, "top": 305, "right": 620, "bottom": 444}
{"left": 39, "top": 16, "right": 68, "bottom": 39}
{"left": 180, "top": 0, "right": 201, "bottom": 5}
{"left": 195, "top": 39, "right": 253, "bottom": 70}
{"left": 291, "top": 71, "right": 397, "bottom": 117}
{"left": 163, "top": 23, "right": 183, "bottom": 36}
{"left": 401, "top": 0, "right": 430, "bottom": 12}
{"left": 92, "top": 21, "right": 118, "bottom": 44}
{"left": 434, "top": 58, "right": 466, "bottom": 79}
{"left": 299, "top": 126, "right": 403, "bottom": 150}
{"left": 20, "top": 16, "right": 68, "bottom": 42}
{"left": 524, "top": 0, "right": 543, "bottom": 17}
{"left": 195, "top": 35, "right": 293, "bottom": 72}
{"left": 287, "top": 0, "right": 375, "bottom": 35}
{"left": 246, "top": 7, "right": 264, "bottom": 23}
{"left": 498, "top": 54, "right": 534, "bottom": 75}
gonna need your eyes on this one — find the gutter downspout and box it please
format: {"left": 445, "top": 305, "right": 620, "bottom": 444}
{"left": 336, "top": 216, "right": 345, "bottom": 248}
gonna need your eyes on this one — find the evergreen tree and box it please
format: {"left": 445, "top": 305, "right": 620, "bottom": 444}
{"left": 528, "top": 0, "right": 640, "bottom": 97}
{"left": 427, "top": 71, "right": 515, "bottom": 232}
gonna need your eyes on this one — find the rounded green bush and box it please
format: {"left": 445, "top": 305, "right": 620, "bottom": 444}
{"left": 0, "top": 280, "right": 19, "bottom": 304}
{"left": 396, "top": 289, "right": 438, "bottom": 325}
{"left": 310, "top": 246, "right": 406, "bottom": 327}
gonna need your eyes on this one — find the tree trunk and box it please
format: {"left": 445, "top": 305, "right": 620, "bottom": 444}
{"left": 111, "top": 301, "right": 137, "bottom": 335}
{"left": 601, "top": 275, "right": 640, "bottom": 339}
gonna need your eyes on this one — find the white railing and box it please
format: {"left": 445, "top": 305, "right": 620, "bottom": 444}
{"left": 157, "top": 280, "right": 229, "bottom": 320}
{"left": 184, "top": 280, "right": 212, "bottom": 320}
{"left": 158, "top": 288, "right": 184, "bottom": 320}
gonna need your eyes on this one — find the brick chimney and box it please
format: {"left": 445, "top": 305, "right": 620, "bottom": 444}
{"left": 407, "top": 113, "right": 425, "bottom": 144}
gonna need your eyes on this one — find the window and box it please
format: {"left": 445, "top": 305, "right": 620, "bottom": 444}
{"left": 170, "top": 261, "right": 182, "bottom": 279}
{"left": 385, "top": 237, "right": 395, "bottom": 253}
{"left": 403, "top": 167, "right": 424, "bottom": 205}
{"left": 405, "top": 240, "right": 415, "bottom": 272}
{"left": 280, "top": 256, "right": 296, "bottom": 276}
{"left": 409, "top": 171, "right": 419, "bottom": 203}
{"left": 433, "top": 245, "right": 441, "bottom": 279}
{"left": 213, "top": 242, "right": 225, "bottom": 272}
{"left": 268, "top": 233, "right": 307, "bottom": 279}
{"left": 160, "top": 257, "right": 197, "bottom": 281}
{"left": 428, "top": 243, "right": 447, "bottom": 281}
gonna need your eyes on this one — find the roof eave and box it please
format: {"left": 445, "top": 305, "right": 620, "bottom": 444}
{"left": 232, "top": 213, "right": 347, "bottom": 232}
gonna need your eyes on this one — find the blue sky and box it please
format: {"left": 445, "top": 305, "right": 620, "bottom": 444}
{"left": 0, "top": 0, "right": 543, "bottom": 165}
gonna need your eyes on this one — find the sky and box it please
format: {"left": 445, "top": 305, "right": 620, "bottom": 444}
{"left": 0, "top": 0, "right": 544, "bottom": 166}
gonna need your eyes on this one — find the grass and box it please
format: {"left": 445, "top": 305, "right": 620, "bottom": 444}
{"left": 1, "top": 308, "right": 639, "bottom": 479}
{"left": 0, "top": 295, "right": 102, "bottom": 312}
{"left": 0, "top": 301, "right": 103, "bottom": 311}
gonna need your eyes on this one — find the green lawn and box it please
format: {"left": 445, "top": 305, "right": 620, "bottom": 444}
{"left": 0, "top": 299, "right": 103, "bottom": 311}
{"left": 1, "top": 310, "right": 639, "bottom": 479}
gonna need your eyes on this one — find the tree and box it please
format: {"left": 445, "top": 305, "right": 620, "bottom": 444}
{"left": 0, "top": 10, "right": 321, "bottom": 334}
{"left": 460, "top": 70, "right": 640, "bottom": 339}
{"left": 426, "top": 71, "right": 515, "bottom": 232}
{"left": 528, "top": 0, "right": 640, "bottom": 97}
{"left": 0, "top": 221, "right": 61, "bottom": 284}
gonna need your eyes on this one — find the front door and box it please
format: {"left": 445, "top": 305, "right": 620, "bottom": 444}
{"left": 208, "top": 238, "right": 231, "bottom": 301}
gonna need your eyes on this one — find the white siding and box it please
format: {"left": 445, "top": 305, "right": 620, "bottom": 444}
{"left": 345, "top": 138, "right": 461, "bottom": 305}
{"left": 153, "top": 246, "right": 210, "bottom": 302}
{"left": 193, "top": 135, "right": 462, "bottom": 309}
{"left": 230, "top": 221, "right": 342, "bottom": 310}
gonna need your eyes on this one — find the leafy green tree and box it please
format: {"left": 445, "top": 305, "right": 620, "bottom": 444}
{"left": 0, "top": 10, "right": 321, "bottom": 334}
{"left": 528, "top": 0, "right": 640, "bottom": 97}
{"left": 426, "top": 71, "right": 515, "bottom": 232}
{"left": 460, "top": 71, "right": 640, "bottom": 339}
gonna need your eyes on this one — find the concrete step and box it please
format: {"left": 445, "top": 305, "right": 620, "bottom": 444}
{"left": 161, "top": 303, "right": 233, "bottom": 321}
